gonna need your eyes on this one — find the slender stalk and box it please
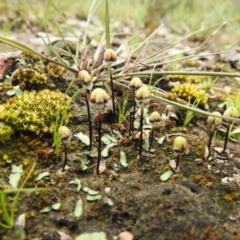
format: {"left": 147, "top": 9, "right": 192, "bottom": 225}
{"left": 54, "top": 83, "right": 79, "bottom": 161}
{"left": 133, "top": 100, "right": 136, "bottom": 129}
{"left": 213, "top": 130, "right": 217, "bottom": 146}
{"left": 130, "top": 99, "right": 136, "bottom": 134}
{"left": 223, "top": 123, "right": 231, "bottom": 153}
{"left": 149, "top": 128, "right": 154, "bottom": 151}
{"left": 84, "top": 91, "right": 92, "bottom": 150}
{"left": 129, "top": 112, "right": 132, "bottom": 136}
{"left": 97, "top": 112, "right": 102, "bottom": 174}
{"left": 108, "top": 64, "right": 116, "bottom": 118}
{"left": 207, "top": 130, "right": 214, "bottom": 159}
{"left": 139, "top": 107, "right": 144, "bottom": 160}
{"left": 62, "top": 144, "right": 68, "bottom": 171}
{"left": 176, "top": 155, "right": 180, "bottom": 170}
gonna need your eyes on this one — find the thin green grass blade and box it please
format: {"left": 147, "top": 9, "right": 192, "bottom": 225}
{"left": 148, "top": 64, "right": 157, "bottom": 93}
{"left": 113, "top": 70, "right": 240, "bottom": 79}
{"left": 82, "top": 0, "right": 103, "bottom": 47}
{"left": 113, "top": 80, "right": 240, "bottom": 123}
{"left": 130, "top": 22, "right": 225, "bottom": 70}
{"left": 0, "top": 35, "right": 77, "bottom": 73}
{"left": 42, "top": 0, "right": 68, "bottom": 65}
{"left": 3, "top": 188, "right": 48, "bottom": 194}
{"left": 54, "top": 80, "right": 80, "bottom": 159}
{"left": 235, "top": 93, "right": 240, "bottom": 108}
{"left": 40, "top": 36, "right": 67, "bottom": 65}
{"left": 0, "top": 192, "right": 12, "bottom": 227}
{"left": 46, "top": 0, "right": 79, "bottom": 39}
{"left": 53, "top": 88, "right": 74, "bottom": 159}
{"left": 0, "top": 36, "right": 45, "bottom": 59}
{"left": 131, "top": 25, "right": 163, "bottom": 55}
{"left": 51, "top": 17, "right": 78, "bottom": 67}
{"left": 105, "top": 0, "right": 110, "bottom": 49}
{"left": 0, "top": 221, "right": 11, "bottom": 229}
{"left": 10, "top": 162, "right": 36, "bottom": 220}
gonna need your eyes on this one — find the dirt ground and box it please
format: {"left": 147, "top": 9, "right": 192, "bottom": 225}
{"left": 1, "top": 13, "right": 240, "bottom": 240}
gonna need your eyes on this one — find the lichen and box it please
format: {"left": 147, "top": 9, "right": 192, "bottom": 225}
{"left": 170, "top": 83, "right": 208, "bottom": 105}
{"left": 0, "top": 89, "right": 71, "bottom": 138}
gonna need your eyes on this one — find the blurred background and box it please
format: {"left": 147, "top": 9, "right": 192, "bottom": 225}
{"left": 0, "top": 0, "right": 240, "bottom": 46}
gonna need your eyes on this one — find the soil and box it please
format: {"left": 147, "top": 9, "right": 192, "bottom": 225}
{"left": 1, "top": 19, "right": 240, "bottom": 240}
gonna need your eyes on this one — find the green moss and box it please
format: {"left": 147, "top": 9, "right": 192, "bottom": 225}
{"left": 189, "top": 136, "right": 205, "bottom": 157}
{"left": 0, "top": 89, "right": 71, "bottom": 138}
{"left": 46, "top": 62, "right": 65, "bottom": 78}
{"left": 0, "top": 123, "right": 14, "bottom": 142}
{"left": 10, "top": 54, "right": 66, "bottom": 89}
{"left": 11, "top": 68, "right": 48, "bottom": 85}
{"left": 0, "top": 82, "right": 12, "bottom": 91}
{"left": 181, "top": 59, "right": 200, "bottom": 68}
{"left": 223, "top": 192, "right": 240, "bottom": 202}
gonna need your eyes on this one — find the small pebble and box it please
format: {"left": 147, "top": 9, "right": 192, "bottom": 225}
{"left": 58, "top": 231, "right": 74, "bottom": 240}
{"left": 117, "top": 231, "right": 134, "bottom": 240}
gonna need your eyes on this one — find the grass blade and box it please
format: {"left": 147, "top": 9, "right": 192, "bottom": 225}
{"left": 105, "top": 0, "right": 110, "bottom": 49}
{"left": 0, "top": 36, "right": 45, "bottom": 59}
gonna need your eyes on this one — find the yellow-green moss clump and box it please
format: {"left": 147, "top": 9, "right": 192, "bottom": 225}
{"left": 10, "top": 68, "right": 48, "bottom": 85}
{"left": 0, "top": 123, "right": 14, "bottom": 142}
{"left": 170, "top": 83, "right": 208, "bottom": 105}
{"left": 0, "top": 89, "right": 71, "bottom": 137}
{"left": 46, "top": 62, "right": 65, "bottom": 78}
{"left": 181, "top": 59, "right": 200, "bottom": 68}
{"left": 167, "top": 75, "right": 203, "bottom": 84}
